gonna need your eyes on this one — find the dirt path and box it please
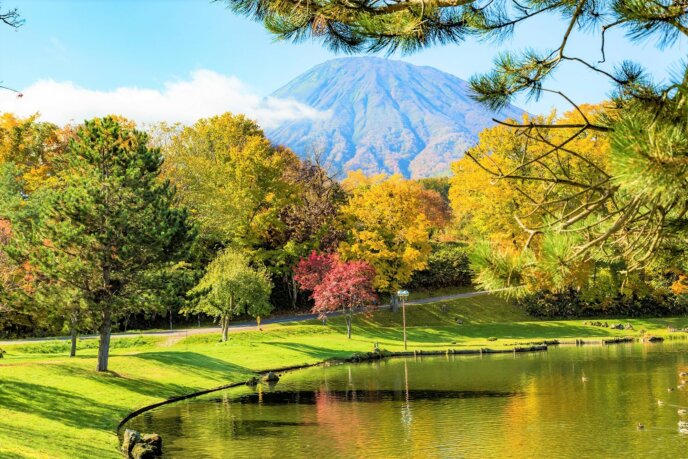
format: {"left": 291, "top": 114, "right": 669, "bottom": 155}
{"left": 0, "top": 290, "right": 492, "bottom": 346}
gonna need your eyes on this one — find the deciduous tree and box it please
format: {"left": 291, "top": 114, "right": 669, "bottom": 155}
{"left": 295, "top": 252, "right": 377, "bottom": 338}
{"left": 190, "top": 248, "right": 272, "bottom": 342}
{"left": 338, "top": 174, "right": 432, "bottom": 308}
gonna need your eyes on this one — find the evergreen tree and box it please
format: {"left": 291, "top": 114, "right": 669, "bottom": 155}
{"left": 11, "top": 117, "right": 194, "bottom": 371}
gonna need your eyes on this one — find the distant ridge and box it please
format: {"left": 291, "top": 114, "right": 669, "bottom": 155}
{"left": 266, "top": 57, "right": 524, "bottom": 178}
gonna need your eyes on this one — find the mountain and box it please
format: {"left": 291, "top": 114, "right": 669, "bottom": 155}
{"left": 266, "top": 57, "right": 525, "bottom": 178}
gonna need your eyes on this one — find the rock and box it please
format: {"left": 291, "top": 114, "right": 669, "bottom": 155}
{"left": 245, "top": 376, "right": 260, "bottom": 386}
{"left": 0, "top": 348, "right": 5, "bottom": 358}
{"left": 121, "top": 429, "right": 162, "bottom": 458}
{"left": 644, "top": 336, "right": 664, "bottom": 343}
{"left": 141, "top": 433, "right": 162, "bottom": 454}
{"left": 262, "top": 372, "right": 280, "bottom": 382}
{"left": 130, "top": 443, "right": 157, "bottom": 459}
{"left": 624, "top": 323, "right": 634, "bottom": 330}
{"left": 610, "top": 323, "right": 624, "bottom": 330}
{"left": 121, "top": 429, "right": 141, "bottom": 456}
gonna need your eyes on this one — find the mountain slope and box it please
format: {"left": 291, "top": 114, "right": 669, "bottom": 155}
{"left": 267, "top": 57, "right": 524, "bottom": 178}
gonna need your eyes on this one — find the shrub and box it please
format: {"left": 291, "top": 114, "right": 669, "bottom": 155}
{"left": 519, "top": 288, "right": 688, "bottom": 319}
{"left": 410, "top": 243, "right": 472, "bottom": 290}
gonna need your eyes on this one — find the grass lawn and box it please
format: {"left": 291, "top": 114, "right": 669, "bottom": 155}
{"left": 2, "top": 293, "right": 688, "bottom": 458}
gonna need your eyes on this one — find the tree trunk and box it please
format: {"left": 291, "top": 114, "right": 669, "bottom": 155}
{"left": 221, "top": 315, "right": 229, "bottom": 342}
{"left": 197, "top": 313, "right": 201, "bottom": 328}
{"left": 169, "top": 307, "right": 173, "bottom": 330}
{"left": 390, "top": 293, "right": 399, "bottom": 313}
{"left": 69, "top": 321, "right": 78, "bottom": 358}
{"left": 345, "top": 311, "right": 352, "bottom": 339}
{"left": 291, "top": 275, "right": 298, "bottom": 309}
{"left": 96, "top": 306, "right": 112, "bottom": 372}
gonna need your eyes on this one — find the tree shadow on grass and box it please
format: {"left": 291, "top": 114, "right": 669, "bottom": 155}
{"left": 50, "top": 363, "right": 197, "bottom": 400}
{"left": 265, "top": 342, "right": 354, "bottom": 360}
{"left": 131, "top": 351, "right": 253, "bottom": 382}
{"left": 0, "top": 421, "right": 117, "bottom": 459}
{"left": 0, "top": 380, "right": 122, "bottom": 431}
{"left": 324, "top": 320, "right": 627, "bottom": 346}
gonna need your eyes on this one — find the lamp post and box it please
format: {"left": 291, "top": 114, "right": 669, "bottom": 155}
{"left": 397, "top": 289, "right": 409, "bottom": 350}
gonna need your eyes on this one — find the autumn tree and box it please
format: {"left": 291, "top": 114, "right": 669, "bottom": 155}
{"left": 294, "top": 251, "right": 377, "bottom": 338}
{"left": 0, "top": 115, "right": 73, "bottom": 337}
{"left": 161, "top": 113, "right": 298, "bottom": 248}
{"left": 190, "top": 248, "right": 272, "bottom": 342}
{"left": 6, "top": 117, "right": 195, "bottom": 371}
{"left": 338, "top": 174, "right": 432, "bottom": 309}
{"left": 262, "top": 158, "right": 347, "bottom": 308}
{"left": 450, "top": 106, "right": 614, "bottom": 295}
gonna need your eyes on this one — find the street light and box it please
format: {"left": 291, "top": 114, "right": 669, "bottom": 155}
{"left": 397, "top": 289, "right": 409, "bottom": 350}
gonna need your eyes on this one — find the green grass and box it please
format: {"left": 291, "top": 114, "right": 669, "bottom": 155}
{"left": 2, "top": 294, "right": 688, "bottom": 458}
{"left": 406, "top": 285, "right": 475, "bottom": 300}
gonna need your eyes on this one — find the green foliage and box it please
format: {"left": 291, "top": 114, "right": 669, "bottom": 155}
{"left": 190, "top": 248, "right": 272, "bottom": 340}
{"left": 519, "top": 288, "right": 687, "bottom": 320}
{"left": 161, "top": 113, "right": 297, "bottom": 248}
{"left": 5, "top": 117, "right": 195, "bottom": 370}
{"left": 409, "top": 243, "right": 471, "bottom": 289}
{"left": 469, "top": 241, "right": 533, "bottom": 298}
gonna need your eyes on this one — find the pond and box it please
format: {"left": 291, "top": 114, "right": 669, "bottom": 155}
{"left": 126, "top": 342, "right": 688, "bottom": 458}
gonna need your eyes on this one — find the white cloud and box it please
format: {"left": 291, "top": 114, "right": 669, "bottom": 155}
{"left": 0, "top": 70, "right": 325, "bottom": 128}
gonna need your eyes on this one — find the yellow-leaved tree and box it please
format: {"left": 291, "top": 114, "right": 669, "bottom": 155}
{"left": 449, "top": 105, "right": 611, "bottom": 295}
{"left": 160, "top": 113, "right": 298, "bottom": 248}
{"left": 338, "top": 174, "right": 433, "bottom": 307}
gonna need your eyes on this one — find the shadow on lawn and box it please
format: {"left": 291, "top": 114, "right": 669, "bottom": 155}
{"left": 266, "top": 341, "right": 354, "bottom": 360}
{"left": 0, "top": 380, "right": 122, "bottom": 431}
{"left": 0, "top": 421, "right": 116, "bottom": 459}
{"left": 132, "top": 351, "right": 253, "bottom": 382}
{"left": 326, "top": 320, "right": 631, "bottom": 345}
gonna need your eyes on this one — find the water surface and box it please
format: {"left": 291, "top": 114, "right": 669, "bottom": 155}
{"left": 127, "top": 343, "right": 688, "bottom": 458}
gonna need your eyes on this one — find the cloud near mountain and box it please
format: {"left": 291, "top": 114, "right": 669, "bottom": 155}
{"left": 0, "top": 70, "right": 326, "bottom": 128}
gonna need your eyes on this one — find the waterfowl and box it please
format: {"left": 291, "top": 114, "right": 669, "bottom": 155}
{"left": 668, "top": 387, "right": 675, "bottom": 392}
{"left": 658, "top": 400, "right": 665, "bottom": 406}
{"left": 679, "top": 409, "right": 688, "bottom": 415}
{"left": 581, "top": 376, "right": 589, "bottom": 382}
{"left": 637, "top": 423, "right": 645, "bottom": 430}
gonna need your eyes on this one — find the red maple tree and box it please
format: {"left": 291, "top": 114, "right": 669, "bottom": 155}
{"left": 294, "top": 251, "right": 377, "bottom": 338}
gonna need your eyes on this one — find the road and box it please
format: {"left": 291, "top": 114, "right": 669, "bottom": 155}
{"left": 0, "top": 290, "right": 491, "bottom": 345}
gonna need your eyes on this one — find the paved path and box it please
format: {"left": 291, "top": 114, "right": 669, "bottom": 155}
{"left": 0, "top": 290, "right": 491, "bottom": 345}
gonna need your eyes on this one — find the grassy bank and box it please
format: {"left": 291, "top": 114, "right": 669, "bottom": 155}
{"left": 2, "top": 294, "right": 688, "bottom": 458}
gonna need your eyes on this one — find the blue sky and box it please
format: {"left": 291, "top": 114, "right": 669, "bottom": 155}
{"left": 1, "top": 0, "right": 686, "bottom": 125}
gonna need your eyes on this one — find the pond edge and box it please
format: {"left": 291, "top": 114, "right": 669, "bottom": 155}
{"left": 116, "top": 336, "right": 666, "bottom": 443}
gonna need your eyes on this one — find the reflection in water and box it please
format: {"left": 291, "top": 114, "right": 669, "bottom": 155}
{"left": 127, "top": 343, "right": 688, "bottom": 458}
{"left": 224, "top": 388, "right": 517, "bottom": 405}
{"left": 401, "top": 358, "right": 412, "bottom": 430}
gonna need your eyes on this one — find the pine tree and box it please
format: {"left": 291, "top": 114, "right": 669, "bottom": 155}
{"left": 12, "top": 117, "right": 194, "bottom": 371}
